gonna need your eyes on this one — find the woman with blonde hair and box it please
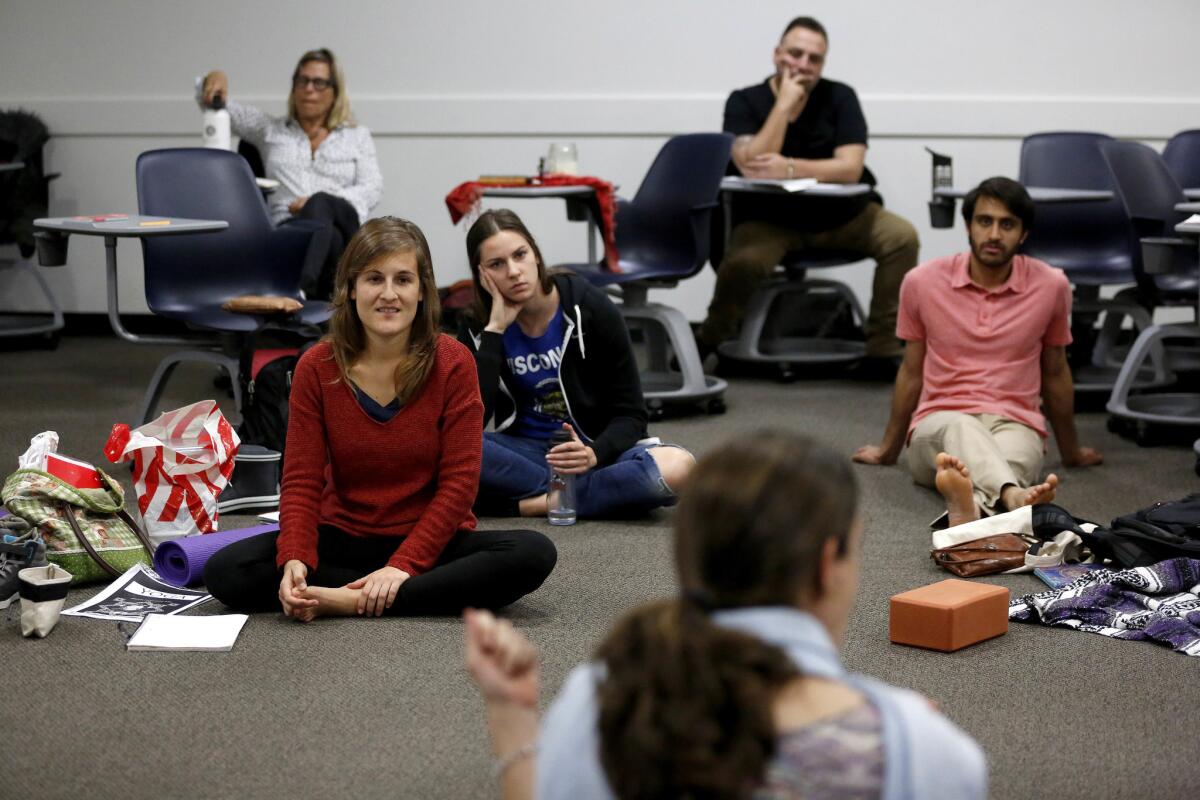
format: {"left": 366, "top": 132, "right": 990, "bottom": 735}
{"left": 200, "top": 48, "right": 382, "bottom": 298}
{"left": 466, "top": 430, "right": 985, "bottom": 798}
{"left": 205, "top": 217, "right": 556, "bottom": 619}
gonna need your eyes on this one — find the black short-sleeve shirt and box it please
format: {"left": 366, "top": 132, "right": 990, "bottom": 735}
{"left": 723, "top": 77, "right": 880, "bottom": 232}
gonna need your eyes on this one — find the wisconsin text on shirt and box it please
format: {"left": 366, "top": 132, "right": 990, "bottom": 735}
{"left": 507, "top": 345, "right": 564, "bottom": 376}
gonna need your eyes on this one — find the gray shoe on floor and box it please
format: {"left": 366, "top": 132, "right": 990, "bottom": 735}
{"left": 216, "top": 445, "right": 281, "bottom": 513}
{"left": 1, "top": 533, "right": 48, "bottom": 610}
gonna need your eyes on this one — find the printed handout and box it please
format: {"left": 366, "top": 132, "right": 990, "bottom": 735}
{"left": 62, "top": 563, "right": 212, "bottom": 622}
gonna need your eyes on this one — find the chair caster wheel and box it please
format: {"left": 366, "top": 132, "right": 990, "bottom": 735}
{"left": 1194, "top": 457, "right": 1200, "bottom": 479}
{"left": 1106, "top": 416, "right": 1121, "bottom": 434}
{"left": 707, "top": 398, "right": 726, "bottom": 415}
{"left": 777, "top": 364, "right": 797, "bottom": 383}
{"left": 1133, "top": 423, "right": 1154, "bottom": 447}
{"left": 646, "top": 400, "right": 665, "bottom": 421}
{"left": 39, "top": 331, "right": 61, "bottom": 350}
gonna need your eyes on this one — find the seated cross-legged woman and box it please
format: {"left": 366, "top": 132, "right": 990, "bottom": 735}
{"left": 457, "top": 209, "right": 694, "bottom": 520}
{"left": 205, "top": 217, "right": 556, "bottom": 620}
{"left": 465, "top": 431, "right": 986, "bottom": 799}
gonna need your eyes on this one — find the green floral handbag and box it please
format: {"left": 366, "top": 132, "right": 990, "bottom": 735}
{"left": 2, "top": 468, "right": 154, "bottom": 585}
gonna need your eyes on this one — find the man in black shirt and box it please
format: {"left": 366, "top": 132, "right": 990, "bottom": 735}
{"left": 697, "top": 16, "right": 919, "bottom": 371}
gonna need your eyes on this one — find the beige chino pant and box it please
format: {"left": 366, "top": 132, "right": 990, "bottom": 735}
{"left": 907, "top": 411, "right": 1044, "bottom": 516}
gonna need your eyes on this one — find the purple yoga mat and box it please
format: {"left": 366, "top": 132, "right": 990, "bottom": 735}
{"left": 153, "top": 523, "right": 279, "bottom": 587}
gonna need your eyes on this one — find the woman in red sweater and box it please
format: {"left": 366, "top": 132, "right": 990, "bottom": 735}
{"left": 205, "top": 217, "right": 556, "bottom": 620}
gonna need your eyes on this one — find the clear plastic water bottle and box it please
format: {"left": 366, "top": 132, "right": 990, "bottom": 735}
{"left": 547, "top": 429, "right": 577, "bottom": 526}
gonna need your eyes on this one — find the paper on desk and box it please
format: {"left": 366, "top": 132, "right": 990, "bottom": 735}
{"left": 725, "top": 176, "right": 818, "bottom": 193}
{"left": 1184, "top": 214, "right": 1200, "bottom": 225}
{"left": 126, "top": 613, "right": 248, "bottom": 652}
{"left": 257, "top": 510, "right": 280, "bottom": 523}
{"left": 778, "top": 178, "right": 818, "bottom": 192}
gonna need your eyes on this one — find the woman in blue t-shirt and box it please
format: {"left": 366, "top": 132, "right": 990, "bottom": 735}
{"left": 457, "top": 209, "right": 693, "bottom": 519}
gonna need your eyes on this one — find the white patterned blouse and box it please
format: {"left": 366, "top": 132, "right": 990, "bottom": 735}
{"left": 227, "top": 100, "right": 383, "bottom": 225}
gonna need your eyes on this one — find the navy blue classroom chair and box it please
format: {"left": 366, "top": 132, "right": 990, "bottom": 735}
{"left": 134, "top": 147, "right": 331, "bottom": 423}
{"left": 565, "top": 133, "right": 732, "bottom": 415}
{"left": 1018, "top": 131, "right": 1167, "bottom": 392}
{"left": 1099, "top": 139, "right": 1200, "bottom": 441}
{"left": 1163, "top": 129, "right": 1200, "bottom": 191}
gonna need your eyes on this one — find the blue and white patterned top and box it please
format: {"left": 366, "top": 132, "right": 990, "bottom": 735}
{"left": 227, "top": 100, "right": 383, "bottom": 225}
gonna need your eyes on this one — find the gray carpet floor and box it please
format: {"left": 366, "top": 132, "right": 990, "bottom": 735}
{"left": 3, "top": 334, "right": 1198, "bottom": 800}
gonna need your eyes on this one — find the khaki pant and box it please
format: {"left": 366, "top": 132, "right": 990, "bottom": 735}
{"left": 698, "top": 201, "right": 919, "bottom": 358}
{"left": 907, "top": 411, "right": 1044, "bottom": 516}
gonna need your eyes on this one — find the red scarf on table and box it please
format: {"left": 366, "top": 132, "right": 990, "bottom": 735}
{"left": 444, "top": 175, "right": 619, "bottom": 272}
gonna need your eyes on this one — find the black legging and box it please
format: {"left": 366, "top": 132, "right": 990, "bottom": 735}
{"left": 295, "top": 192, "right": 360, "bottom": 300}
{"left": 203, "top": 526, "right": 556, "bottom": 616}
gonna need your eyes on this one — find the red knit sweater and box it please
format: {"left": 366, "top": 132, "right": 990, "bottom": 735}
{"left": 275, "top": 336, "right": 483, "bottom": 576}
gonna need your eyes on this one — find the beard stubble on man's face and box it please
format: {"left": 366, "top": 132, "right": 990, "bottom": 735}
{"left": 969, "top": 230, "right": 1021, "bottom": 269}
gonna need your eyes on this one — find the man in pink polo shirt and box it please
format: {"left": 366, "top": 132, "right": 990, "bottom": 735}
{"left": 854, "top": 177, "right": 1102, "bottom": 526}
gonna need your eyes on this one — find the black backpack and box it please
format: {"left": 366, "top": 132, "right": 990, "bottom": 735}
{"left": 1100, "top": 494, "right": 1200, "bottom": 568}
{"left": 237, "top": 324, "right": 321, "bottom": 457}
{"left": 1033, "top": 497, "right": 1200, "bottom": 569}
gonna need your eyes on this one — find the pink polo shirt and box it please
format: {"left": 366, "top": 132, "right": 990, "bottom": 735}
{"left": 898, "top": 253, "right": 1072, "bottom": 439}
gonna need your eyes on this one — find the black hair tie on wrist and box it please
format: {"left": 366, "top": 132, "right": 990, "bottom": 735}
{"left": 683, "top": 588, "right": 717, "bottom": 613}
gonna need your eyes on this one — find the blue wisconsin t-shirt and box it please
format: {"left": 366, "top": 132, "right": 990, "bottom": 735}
{"left": 503, "top": 306, "right": 569, "bottom": 440}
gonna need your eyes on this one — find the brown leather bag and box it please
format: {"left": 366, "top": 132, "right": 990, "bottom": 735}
{"left": 930, "top": 533, "right": 1032, "bottom": 577}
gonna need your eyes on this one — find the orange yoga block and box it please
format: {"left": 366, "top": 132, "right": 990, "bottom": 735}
{"left": 889, "top": 579, "right": 1010, "bottom": 652}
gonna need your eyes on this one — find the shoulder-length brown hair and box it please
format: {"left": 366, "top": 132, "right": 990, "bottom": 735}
{"left": 595, "top": 431, "right": 859, "bottom": 798}
{"left": 288, "top": 48, "right": 355, "bottom": 129}
{"left": 326, "top": 217, "right": 442, "bottom": 404}
{"left": 463, "top": 209, "right": 556, "bottom": 325}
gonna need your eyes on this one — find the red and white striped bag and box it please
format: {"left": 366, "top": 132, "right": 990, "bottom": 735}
{"left": 104, "top": 400, "right": 240, "bottom": 543}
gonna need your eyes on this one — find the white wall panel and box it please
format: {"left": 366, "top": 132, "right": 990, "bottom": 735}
{"left": 2, "top": 0, "right": 1197, "bottom": 319}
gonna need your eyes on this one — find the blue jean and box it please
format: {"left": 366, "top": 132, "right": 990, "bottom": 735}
{"left": 478, "top": 432, "right": 680, "bottom": 519}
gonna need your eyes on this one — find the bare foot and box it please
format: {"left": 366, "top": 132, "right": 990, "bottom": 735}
{"left": 1001, "top": 474, "right": 1059, "bottom": 511}
{"left": 518, "top": 494, "right": 548, "bottom": 517}
{"left": 293, "top": 585, "right": 361, "bottom": 621}
{"left": 935, "top": 452, "right": 979, "bottom": 527}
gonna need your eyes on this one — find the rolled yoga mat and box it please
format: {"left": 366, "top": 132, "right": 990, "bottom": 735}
{"left": 153, "top": 523, "right": 279, "bottom": 587}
